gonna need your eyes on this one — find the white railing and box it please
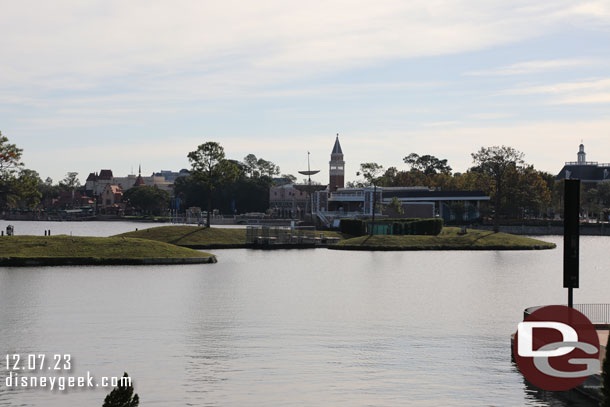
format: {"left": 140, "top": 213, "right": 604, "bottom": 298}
{"left": 564, "top": 161, "right": 599, "bottom": 166}
{"left": 330, "top": 192, "right": 364, "bottom": 198}
{"left": 316, "top": 212, "right": 330, "bottom": 227}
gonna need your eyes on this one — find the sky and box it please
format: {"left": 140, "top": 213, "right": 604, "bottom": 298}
{"left": 1, "top": 0, "right": 610, "bottom": 184}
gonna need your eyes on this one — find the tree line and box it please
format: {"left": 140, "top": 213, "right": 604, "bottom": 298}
{"left": 0, "top": 132, "right": 84, "bottom": 210}
{"left": 3, "top": 133, "right": 610, "bottom": 226}
{"left": 350, "top": 146, "right": 610, "bottom": 231}
{"left": 179, "top": 141, "right": 293, "bottom": 226}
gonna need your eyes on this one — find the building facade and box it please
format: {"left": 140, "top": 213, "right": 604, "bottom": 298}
{"left": 556, "top": 143, "right": 610, "bottom": 183}
{"left": 269, "top": 134, "right": 490, "bottom": 226}
{"left": 269, "top": 184, "right": 310, "bottom": 218}
{"left": 85, "top": 166, "right": 177, "bottom": 197}
{"left": 100, "top": 184, "right": 124, "bottom": 213}
{"left": 314, "top": 135, "right": 489, "bottom": 227}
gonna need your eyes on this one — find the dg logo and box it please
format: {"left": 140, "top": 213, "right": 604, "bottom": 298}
{"left": 513, "top": 305, "right": 600, "bottom": 391}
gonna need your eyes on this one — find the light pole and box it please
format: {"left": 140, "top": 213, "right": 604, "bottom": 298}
{"left": 298, "top": 151, "right": 320, "bottom": 222}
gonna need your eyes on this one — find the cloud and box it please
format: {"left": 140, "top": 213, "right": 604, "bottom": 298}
{"left": 502, "top": 77, "right": 610, "bottom": 104}
{"left": 3, "top": 1, "right": 610, "bottom": 181}
{"left": 468, "top": 113, "right": 514, "bottom": 120}
{"left": 553, "top": 93, "right": 610, "bottom": 104}
{"left": 2, "top": 0, "right": 609, "bottom": 100}
{"left": 464, "top": 58, "right": 594, "bottom": 76}
{"left": 421, "top": 121, "right": 461, "bottom": 128}
{"left": 505, "top": 78, "right": 610, "bottom": 94}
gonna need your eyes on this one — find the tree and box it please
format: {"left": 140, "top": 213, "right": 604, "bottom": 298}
{"left": 59, "top": 172, "right": 81, "bottom": 191}
{"left": 596, "top": 180, "right": 610, "bottom": 209}
{"left": 471, "top": 146, "right": 524, "bottom": 232}
{"left": 0, "top": 132, "right": 23, "bottom": 175}
{"left": 256, "top": 158, "right": 279, "bottom": 177}
{"left": 38, "top": 177, "right": 60, "bottom": 206}
{"left": 388, "top": 196, "right": 404, "bottom": 215}
{"left": 0, "top": 134, "right": 42, "bottom": 209}
{"left": 14, "top": 169, "right": 42, "bottom": 209}
{"left": 582, "top": 187, "right": 601, "bottom": 220}
{"left": 242, "top": 154, "right": 280, "bottom": 178}
{"left": 280, "top": 173, "right": 297, "bottom": 184}
{"left": 377, "top": 167, "right": 431, "bottom": 188}
{"left": 0, "top": 133, "right": 24, "bottom": 209}
{"left": 188, "top": 142, "right": 240, "bottom": 227}
{"left": 403, "top": 153, "right": 452, "bottom": 175}
{"left": 123, "top": 186, "right": 170, "bottom": 215}
{"left": 102, "top": 372, "right": 139, "bottom": 407}
{"left": 243, "top": 154, "right": 259, "bottom": 177}
{"left": 357, "top": 162, "right": 384, "bottom": 236}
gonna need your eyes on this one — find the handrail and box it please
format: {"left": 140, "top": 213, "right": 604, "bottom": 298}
{"left": 564, "top": 161, "right": 599, "bottom": 165}
{"left": 524, "top": 304, "right": 610, "bottom": 324}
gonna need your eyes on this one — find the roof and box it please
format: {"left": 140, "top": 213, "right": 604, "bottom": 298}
{"left": 86, "top": 172, "right": 97, "bottom": 181}
{"left": 328, "top": 187, "right": 490, "bottom": 202}
{"left": 382, "top": 189, "right": 489, "bottom": 201}
{"left": 134, "top": 175, "right": 146, "bottom": 186}
{"left": 556, "top": 164, "right": 610, "bottom": 182}
{"left": 331, "top": 135, "right": 343, "bottom": 155}
{"left": 104, "top": 184, "right": 123, "bottom": 194}
{"left": 98, "top": 169, "right": 113, "bottom": 180}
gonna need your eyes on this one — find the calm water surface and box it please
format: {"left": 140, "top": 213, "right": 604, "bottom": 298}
{"left": 0, "top": 221, "right": 609, "bottom": 406}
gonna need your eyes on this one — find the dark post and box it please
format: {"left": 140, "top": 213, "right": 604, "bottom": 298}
{"left": 563, "top": 179, "right": 580, "bottom": 308}
{"left": 370, "top": 183, "right": 377, "bottom": 236}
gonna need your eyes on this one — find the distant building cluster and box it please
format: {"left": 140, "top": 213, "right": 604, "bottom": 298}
{"left": 83, "top": 166, "right": 189, "bottom": 213}
{"left": 269, "top": 135, "right": 490, "bottom": 226}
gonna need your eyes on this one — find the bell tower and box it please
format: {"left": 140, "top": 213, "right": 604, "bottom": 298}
{"left": 577, "top": 143, "right": 586, "bottom": 164}
{"left": 329, "top": 134, "right": 345, "bottom": 192}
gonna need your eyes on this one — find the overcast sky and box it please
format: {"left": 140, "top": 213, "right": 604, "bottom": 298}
{"left": 1, "top": 1, "right": 610, "bottom": 183}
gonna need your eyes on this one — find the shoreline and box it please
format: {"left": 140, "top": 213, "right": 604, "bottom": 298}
{"left": 0, "top": 256, "right": 217, "bottom": 267}
{"left": 0, "top": 235, "right": 218, "bottom": 267}
{"left": 329, "top": 244, "right": 555, "bottom": 251}
{"left": 119, "top": 225, "right": 557, "bottom": 252}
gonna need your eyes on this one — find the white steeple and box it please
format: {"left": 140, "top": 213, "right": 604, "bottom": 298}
{"left": 577, "top": 143, "right": 586, "bottom": 164}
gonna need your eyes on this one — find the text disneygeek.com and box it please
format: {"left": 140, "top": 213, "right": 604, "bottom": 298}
{"left": 2, "top": 354, "right": 132, "bottom": 391}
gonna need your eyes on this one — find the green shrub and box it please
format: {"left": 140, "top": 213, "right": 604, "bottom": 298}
{"left": 340, "top": 219, "right": 366, "bottom": 236}
{"left": 357, "top": 218, "right": 444, "bottom": 236}
{"left": 378, "top": 218, "right": 443, "bottom": 236}
{"left": 415, "top": 218, "right": 443, "bottom": 235}
{"left": 392, "top": 222, "right": 402, "bottom": 235}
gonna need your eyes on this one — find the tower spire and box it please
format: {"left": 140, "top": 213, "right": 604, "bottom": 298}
{"left": 577, "top": 143, "right": 586, "bottom": 164}
{"left": 134, "top": 164, "right": 145, "bottom": 187}
{"left": 329, "top": 133, "right": 345, "bottom": 192}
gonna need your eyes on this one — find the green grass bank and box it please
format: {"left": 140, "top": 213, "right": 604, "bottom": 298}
{"left": 330, "top": 227, "right": 556, "bottom": 251}
{"left": 116, "top": 226, "right": 344, "bottom": 249}
{"left": 117, "top": 226, "right": 250, "bottom": 248}
{"left": 0, "top": 235, "right": 216, "bottom": 266}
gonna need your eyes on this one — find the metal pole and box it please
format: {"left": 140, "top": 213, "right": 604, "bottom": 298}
{"left": 564, "top": 179, "right": 580, "bottom": 309}
{"left": 370, "top": 183, "right": 376, "bottom": 236}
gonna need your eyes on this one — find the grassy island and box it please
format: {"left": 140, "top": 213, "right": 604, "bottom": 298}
{"left": 117, "top": 225, "right": 344, "bottom": 248}
{"left": 116, "top": 225, "right": 555, "bottom": 251}
{"left": 0, "top": 235, "right": 216, "bottom": 266}
{"left": 330, "top": 227, "right": 556, "bottom": 251}
{"left": 117, "top": 226, "right": 249, "bottom": 248}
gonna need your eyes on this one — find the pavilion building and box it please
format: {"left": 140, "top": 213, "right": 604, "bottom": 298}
{"left": 556, "top": 143, "right": 610, "bottom": 184}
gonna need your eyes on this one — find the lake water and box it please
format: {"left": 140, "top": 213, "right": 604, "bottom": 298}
{"left": 1, "top": 221, "right": 609, "bottom": 406}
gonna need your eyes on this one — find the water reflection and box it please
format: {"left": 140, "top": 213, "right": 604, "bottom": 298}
{"left": 1, "top": 233, "right": 609, "bottom": 406}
